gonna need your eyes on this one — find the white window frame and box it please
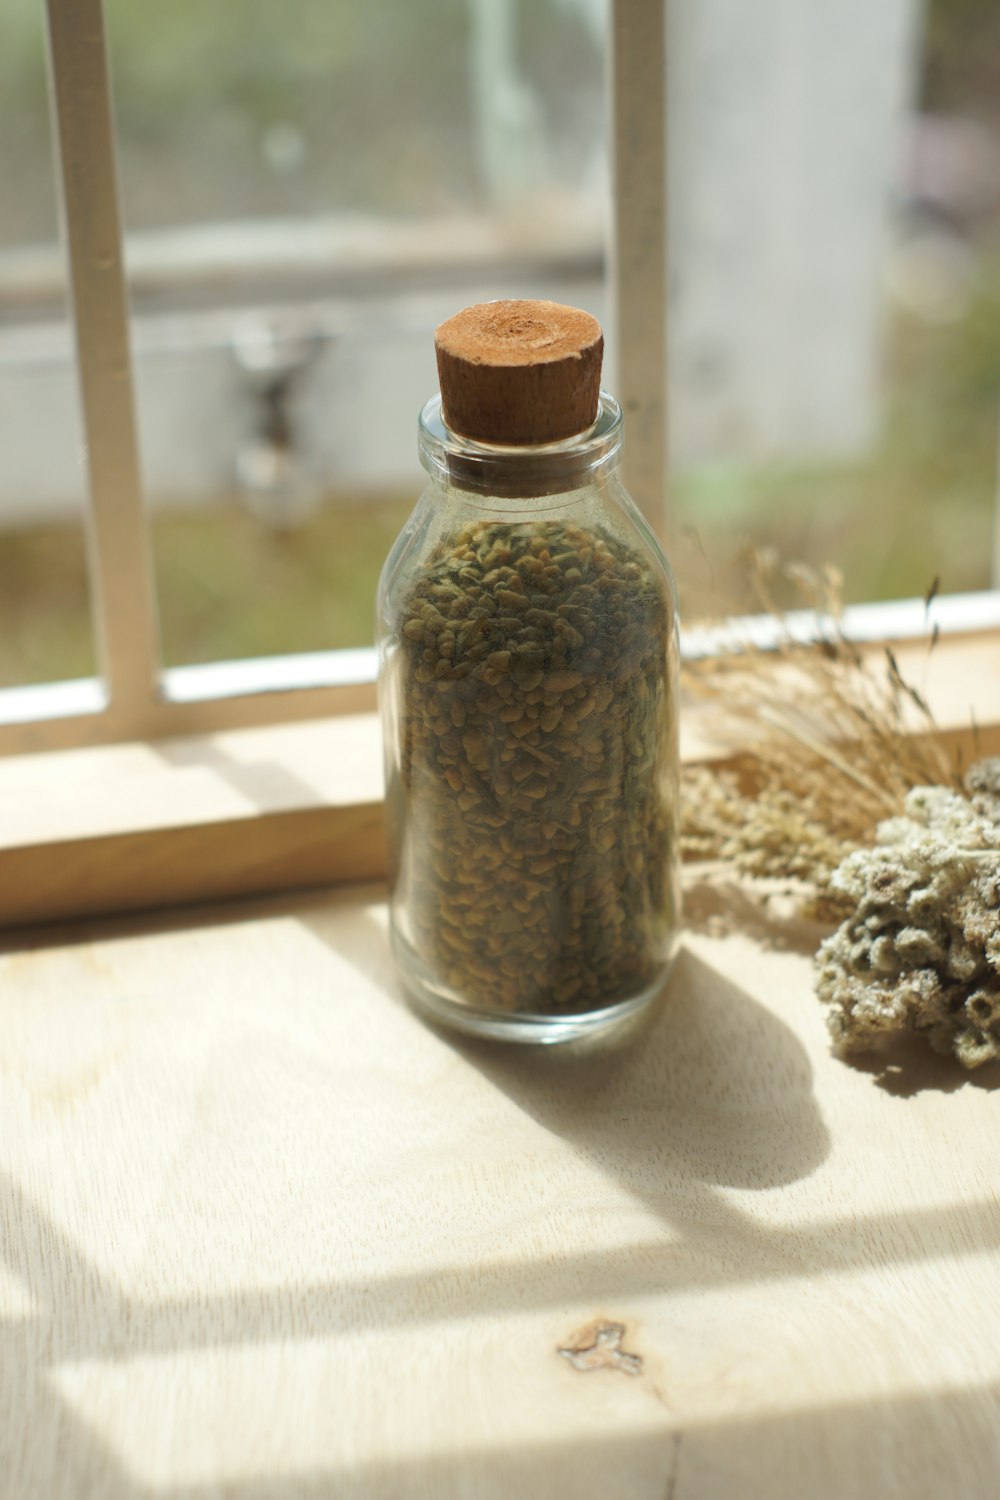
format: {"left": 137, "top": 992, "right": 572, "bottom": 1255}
{"left": 2, "top": 0, "right": 999, "bottom": 761}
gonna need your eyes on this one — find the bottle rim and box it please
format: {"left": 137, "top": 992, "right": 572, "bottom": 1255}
{"left": 418, "top": 390, "right": 624, "bottom": 498}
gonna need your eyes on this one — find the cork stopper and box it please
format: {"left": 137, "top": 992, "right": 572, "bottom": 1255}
{"left": 435, "top": 299, "right": 604, "bottom": 446}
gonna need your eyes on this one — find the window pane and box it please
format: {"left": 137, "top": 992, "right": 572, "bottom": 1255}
{"left": 0, "top": 0, "right": 96, "bottom": 688}
{"left": 669, "top": 0, "right": 1000, "bottom": 618}
{"left": 9, "top": 0, "right": 988, "bottom": 694}
{"left": 106, "top": 0, "right": 604, "bottom": 229}
{"left": 102, "top": 0, "right": 606, "bottom": 666}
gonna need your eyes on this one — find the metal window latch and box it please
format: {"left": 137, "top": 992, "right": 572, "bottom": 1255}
{"left": 231, "top": 315, "right": 325, "bottom": 529}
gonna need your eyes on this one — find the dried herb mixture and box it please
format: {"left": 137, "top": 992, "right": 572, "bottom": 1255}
{"left": 391, "top": 517, "right": 676, "bottom": 1015}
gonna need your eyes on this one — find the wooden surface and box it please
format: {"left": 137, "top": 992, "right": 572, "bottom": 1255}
{"left": 2, "top": 882, "right": 999, "bottom": 1498}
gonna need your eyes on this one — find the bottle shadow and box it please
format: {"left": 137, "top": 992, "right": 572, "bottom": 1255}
{"left": 444, "top": 944, "right": 830, "bottom": 1217}
{"left": 291, "top": 890, "right": 831, "bottom": 1208}
{"left": 293, "top": 893, "right": 830, "bottom": 1193}
{"left": 294, "top": 900, "right": 832, "bottom": 1284}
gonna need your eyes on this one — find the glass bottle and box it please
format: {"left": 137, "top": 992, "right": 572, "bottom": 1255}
{"left": 377, "top": 301, "right": 680, "bottom": 1042}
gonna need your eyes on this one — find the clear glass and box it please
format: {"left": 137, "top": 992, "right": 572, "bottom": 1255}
{"left": 376, "top": 393, "right": 681, "bottom": 1043}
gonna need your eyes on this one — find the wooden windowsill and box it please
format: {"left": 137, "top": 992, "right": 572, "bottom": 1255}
{"left": 2, "top": 631, "right": 999, "bottom": 931}
{"left": 0, "top": 713, "right": 385, "bottom": 929}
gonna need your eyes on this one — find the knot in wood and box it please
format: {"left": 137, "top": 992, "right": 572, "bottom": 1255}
{"left": 558, "top": 1320, "right": 643, "bottom": 1375}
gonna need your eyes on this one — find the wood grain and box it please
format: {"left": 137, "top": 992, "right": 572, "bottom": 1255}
{"left": 1, "top": 887, "right": 998, "bottom": 1498}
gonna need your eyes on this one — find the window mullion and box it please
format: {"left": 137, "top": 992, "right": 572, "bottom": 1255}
{"left": 45, "top": 0, "right": 161, "bottom": 729}
{"left": 610, "top": 0, "right": 668, "bottom": 537}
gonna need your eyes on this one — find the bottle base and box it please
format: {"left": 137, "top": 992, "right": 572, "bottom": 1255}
{"left": 392, "top": 931, "right": 675, "bottom": 1045}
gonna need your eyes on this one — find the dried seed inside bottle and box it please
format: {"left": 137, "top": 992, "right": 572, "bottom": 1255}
{"left": 392, "top": 517, "right": 676, "bottom": 1016}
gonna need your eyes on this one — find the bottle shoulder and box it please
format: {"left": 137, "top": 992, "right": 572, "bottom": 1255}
{"left": 377, "top": 477, "right": 678, "bottom": 646}
{"left": 376, "top": 489, "right": 436, "bottom": 615}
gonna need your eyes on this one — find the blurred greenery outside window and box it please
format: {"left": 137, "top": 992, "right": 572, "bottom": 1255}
{"left": 1, "top": 0, "right": 999, "bottom": 691}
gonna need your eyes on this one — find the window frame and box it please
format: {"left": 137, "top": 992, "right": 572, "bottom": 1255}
{"left": 3, "top": 0, "right": 676, "bottom": 754}
{"left": 4, "top": 0, "right": 999, "bottom": 752}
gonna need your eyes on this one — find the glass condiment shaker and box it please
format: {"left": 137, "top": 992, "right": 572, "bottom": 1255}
{"left": 377, "top": 300, "right": 680, "bottom": 1042}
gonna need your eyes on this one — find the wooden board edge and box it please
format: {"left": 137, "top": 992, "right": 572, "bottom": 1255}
{"left": 0, "top": 803, "right": 386, "bottom": 932}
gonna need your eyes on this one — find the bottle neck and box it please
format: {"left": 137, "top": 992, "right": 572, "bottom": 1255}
{"left": 418, "top": 391, "right": 624, "bottom": 501}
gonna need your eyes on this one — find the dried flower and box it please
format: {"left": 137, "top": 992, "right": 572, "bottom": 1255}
{"left": 680, "top": 553, "right": 998, "bottom": 1070}
{"left": 681, "top": 553, "right": 959, "bottom": 911}
{"left": 681, "top": 765, "right": 856, "bottom": 920}
{"left": 816, "top": 761, "right": 1000, "bottom": 1068}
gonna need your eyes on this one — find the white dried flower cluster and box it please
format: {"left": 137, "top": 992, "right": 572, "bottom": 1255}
{"left": 816, "top": 759, "right": 1000, "bottom": 1068}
